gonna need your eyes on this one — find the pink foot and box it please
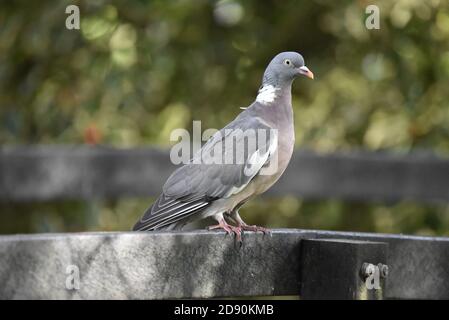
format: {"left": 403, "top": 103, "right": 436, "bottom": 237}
{"left": 239, "top": 224, "right": 271, "bottom": 235}
{"left": 208, "top": 219, "right": 243, "bottom": 243}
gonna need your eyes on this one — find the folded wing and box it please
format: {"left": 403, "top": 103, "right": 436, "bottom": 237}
{"left": 133, "top": 116, "right": 278, "bottom": 231}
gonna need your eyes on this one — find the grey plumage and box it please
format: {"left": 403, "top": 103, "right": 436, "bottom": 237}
{"left": 133, "top": 52, "right": 313, "bottom": 232}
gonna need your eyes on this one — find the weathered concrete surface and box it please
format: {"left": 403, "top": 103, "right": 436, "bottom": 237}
{"left": 0, "top": 230, "right": 306, "bottom": 299}
{"left": 0, "top": 229, "right": 448, "bottom": 299}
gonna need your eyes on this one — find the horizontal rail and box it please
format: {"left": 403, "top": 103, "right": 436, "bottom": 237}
{"left": 1, "top": 145, "right": 449, "bottom": 202}
{"left": 0, "top": 229, "right": 448, "bottom": 299}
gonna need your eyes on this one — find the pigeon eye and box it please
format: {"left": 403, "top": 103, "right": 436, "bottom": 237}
{"left": 283, "top": 59, "right": 292, "bottom": 66}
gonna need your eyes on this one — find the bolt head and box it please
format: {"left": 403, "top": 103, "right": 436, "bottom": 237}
{"left": 378, "top": 263, "right": 389, "bottom": 278}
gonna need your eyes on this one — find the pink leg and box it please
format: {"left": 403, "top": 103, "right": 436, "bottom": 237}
{"left": 231, "top": 211, "right": 271, "bottom": 235}
{"left": 208, "top": 218, "right": 243, "bottom": 243}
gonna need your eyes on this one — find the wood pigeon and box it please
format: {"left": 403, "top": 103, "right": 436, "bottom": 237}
{"left": 133, "top": 52, "right": 314, "bottom": 241}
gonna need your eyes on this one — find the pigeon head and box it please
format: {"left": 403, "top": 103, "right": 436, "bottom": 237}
{"left": 262, "top": 52, "right": 314, "bottom": 87}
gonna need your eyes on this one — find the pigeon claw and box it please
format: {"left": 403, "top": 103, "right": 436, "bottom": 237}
{"left": 240, "top": 224, "right": 271, "bottom": 236}
{"left": 208, "top": 219, "right": 243, "bottom": 243}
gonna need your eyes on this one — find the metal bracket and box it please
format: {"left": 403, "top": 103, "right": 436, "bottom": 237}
{"left": 299, "top": 238, "right": 388, "bottom": 299}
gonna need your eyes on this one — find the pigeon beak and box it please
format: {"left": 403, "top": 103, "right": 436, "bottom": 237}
{"left": 298, "top": 66, "right": 314, "bottom": 79}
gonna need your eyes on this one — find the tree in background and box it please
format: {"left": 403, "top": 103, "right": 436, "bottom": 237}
{"left": 1, "top": 0, "right": 449, "bottom": 235}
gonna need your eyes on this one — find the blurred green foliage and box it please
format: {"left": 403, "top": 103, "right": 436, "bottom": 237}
{"left": 1, "top": 0, "right": 449, "bottom": 236}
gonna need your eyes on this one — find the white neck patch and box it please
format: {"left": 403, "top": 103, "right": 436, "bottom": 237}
{"left": 256, "top": 85, "right": 279, "bottom": 104}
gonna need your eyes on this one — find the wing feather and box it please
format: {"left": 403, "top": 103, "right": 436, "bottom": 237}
{"left": 133, "top": 194, "right": 210, "bottom": 231}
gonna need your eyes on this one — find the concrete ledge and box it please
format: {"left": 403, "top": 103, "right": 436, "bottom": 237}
{"left": 0, "top": 229, "right": 448, "bottom": 299}
{"left": 0, "top": 230, "right": 305, "bottom": 299}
